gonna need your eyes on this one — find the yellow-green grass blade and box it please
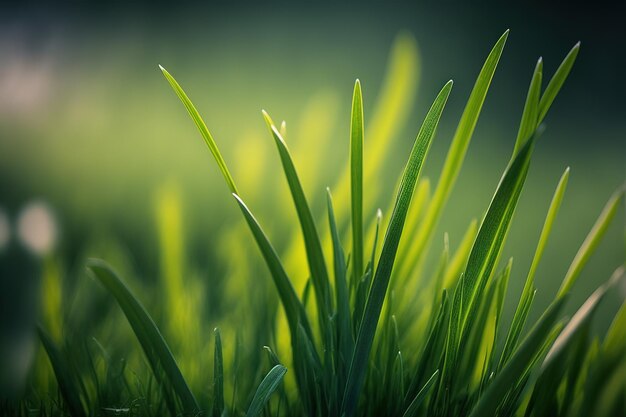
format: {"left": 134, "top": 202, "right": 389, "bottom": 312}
{"left": 86, "top": 259, "right": 199, "bottom": 414}
{"left": 342, "top": 80, "right": 452, "bottom": 417}
{"left": 538, "top": 42, "right": 580, "bottom": 124}
{"left": 37, "top": 326, "right": 86, "bottom": 417}
{"left": 402, "top": 30, "right": 509, "bottom": 281}
{"left": 499, "top": 167, "right": 569, "bottom": 368}
{"left": 468, "top": 295, "right": 568, "bottom": 417}
{"left": 159, "top": 66, "right": 238, "bottom": 194}
{"left": 262, "top": 111, "right": 332, "bottom": 334}
{"left": 245, "top": 364, "right": 287, "bottom": 417}
{"left": 402, "top": 370, "right": 439, "bottom": 417}
{"left": 557, "top": 186, "right": 624, "bottom": 298}
{"left": 232, "top": 194, "right": 316, "bottom": 351}
{"left": 513, "top": 58, "right": 543, "bottom": 156}
{"left": 351, "top": 79, "right": 365, "bottom": 286}
{"left": 213, "top": 328, "right": 224, "bottom": 417}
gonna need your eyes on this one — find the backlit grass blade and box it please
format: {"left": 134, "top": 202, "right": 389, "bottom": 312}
{"left": 232, "top": 194, "right": 316, "bottom": 347}
{"left": 499, "top": 167, "right": 569, "bottom": 368}
{"left": 402, "top": 370, "right": 439, "bottom": 417}
{"left": 468, "top": 296, "right": 568, "bottom": 417}
{"left": 406, "top": 30, "right": 508, "bottom": 278}
{"left": 342, "top": 80, "right": 453, "bottom": 417}
{"left": 245, "top": 365, "right": 287, "bottom": 417}
{"left": 262, "top": 110, "right": 332, "bottom": 332}
{"left": 557, "top": 187, "right": 624, "bottom": 298}
{"left": 512, "top": 57, "right": 542, "bottom": 156}
{"left": 86, "top": 259, "right": 199, "bottom": 414}
{"left": 538, "top": 42, "right": 580, "bottom": 124}
{"left": 457, "top": 134, "right": 536, "bottom": 349}
{"left": 213, "top": 328, "right": 224, "bottom": 417}
{"left": 351, "top": 79, "right": 365, "bottom": 286}
{"left": 37, "top": 326, "right": 86, "bottom": 417}
{"left": 159, "top": 66, "right": 238, "bottom": 194}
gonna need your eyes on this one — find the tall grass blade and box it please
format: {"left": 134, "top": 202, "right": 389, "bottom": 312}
{"left": 402, "top": 370, "right": 439, "bottom": 417}
{"left": 232, "top": 194, "right": 316, "bottom": 346}
{"left": 406, "top": 30, "right": 508, "bottom": 276}
{"left": 86, "top": 259, "right": 199, "bottom": 414}
{"left": 513, "top": 58, "right": 542, "bottom": 156}
{"left": 159, "top": 66, "right": 238, "bottom": 194}
{"left": 499, "top": 167, "right": 569, "bottom": 367}
{"left": 245, "top": 365, "right": 287, "bottom": 417}
{"left": 342, "top": 80, "right": 452, "bottom": 417}
{"left": 557, "top": 187, "right": 624, "bottom": 298}
{"left": 262, "top": 111, "right": 332, "bottom": 334}
{"left": 351, "top": 79, "right": 365, "bottom": 286}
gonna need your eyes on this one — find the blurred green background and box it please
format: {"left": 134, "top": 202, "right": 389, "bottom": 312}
{"left": 0, "top": 0, "right": 624, "bottom": 400}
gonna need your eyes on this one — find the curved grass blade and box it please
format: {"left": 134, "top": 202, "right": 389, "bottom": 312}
{"left": 262, "top": 111, "right": 332, "bottom": 334}
{"left": 232, "top": 194, "right": 316, "bottom": 347}
{"left": 159, "top": 65, "right": 238, "bottom": 194}
{"left": 499, "top": 167, "right": 569, "bottom": 368}
{"left": 403, "top": 370, "right": 439, "bottom": 417}
{"left": 86, "top": 259, "right": 199, "bottom": 414}
{"left": 399, "top": 30, "right": 509, "bottom": 282}
{"left": 37, "top": 326, "right": 86, "bottom": 417}
{"left": 351, "top": 79, "right": 365, "bottom": 286}
{"left": 457, "top": 133, "right": 536, "bottom": 349}
{"left": 213, "top": 328, "right": 224, "bottom": 417}
{"left": 538, "top": 42, "right": 580, "bottom": 124}
{"left": 557, "top": 186, "right": 624, "bottom": 298}
{"left": 246, "top": 364, "right": 287, "bottom": 417}
{"left": 342, "top": 80, "right": 453, "bottom": 417}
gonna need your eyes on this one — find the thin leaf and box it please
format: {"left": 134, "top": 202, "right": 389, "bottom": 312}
{"left": 213, "top": 328, "right": 224, "bottom": 417}
{"left": 403, "top": 370, "right": 439, "bottom": 417}
{"left": 538, "top": 42, "right": 580, "bottom": 123}
{"left": 351, "top": 79, "right": 365, "bottom": 285}
{"left": 513, "top": 57, "right": 543, "bottom": 156}
{"left": 245, "top": 365, "right": 287, "bottom": 417}
{"left": 342, "top": 80, "right": 453, "bottom": 417}
{"left": 262, "top": 111, "right": 332, "bottom": 334}
{"left": 557, "top": 187, "right": 624, "bottom": 298}
{"left": 159, "top": 66, "right": 238, "bottom": 194}
{"left": 86, "top": 259, "right": 199, "bottom": 414}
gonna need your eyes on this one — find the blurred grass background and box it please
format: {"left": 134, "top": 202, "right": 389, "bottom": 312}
{"left": 0, "top": 0, "right": 624, "bottom": 402}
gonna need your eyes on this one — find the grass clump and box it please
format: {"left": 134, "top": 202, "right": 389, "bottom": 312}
{"left": 8, "top": 30, "right": 626, "bottom": 417}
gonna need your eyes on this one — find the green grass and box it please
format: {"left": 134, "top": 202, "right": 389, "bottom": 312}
{"left": 7, "top": 30, "right": 626, "bottom": 417}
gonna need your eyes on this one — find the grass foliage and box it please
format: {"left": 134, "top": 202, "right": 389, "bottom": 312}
{"left": 7, "top": 31, "right": 626, "bottom": 416}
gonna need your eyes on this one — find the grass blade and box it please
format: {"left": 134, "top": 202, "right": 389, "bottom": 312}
{"left": 245, "top": 365, "right": 287, "bottom": 417}
{"left": 538, "top": 42, "right": 580, "bottom": 124}
{"left": 399, "top": 30, "right": 509, "bottom": 282}
{"left": 213, "top": 328, "right": 224, "bottom": 417}
{"left": 351, "top": 79, "right": 365, "bottom": 285}
{"left": 262, "top": 111, "right": 332, "bottom": 333}
{"left": 557, "top": 186, "right": 624, "bottom": 298}
{"left": 403, "top": 370, "right": 439, "bottom": 417}
{"left": 513, "top": 57, "right": 543, "bottom": 156}
{"left": 342, "top": 80, "right": 453, "bottom": 417}
{"left": 499, "top": 167, "right": 569, "bottom": 369}
{"left": 159, "top": 66, "right": 238, "bottom": 194}
{"left": 232, "top": 194, "right": 316, "bottom": 347}
{"left": 37, "top": 326, "right": 86, "bottom": 417}
{"left": 86, "top": 259, "right": 199, "bottom": 414}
